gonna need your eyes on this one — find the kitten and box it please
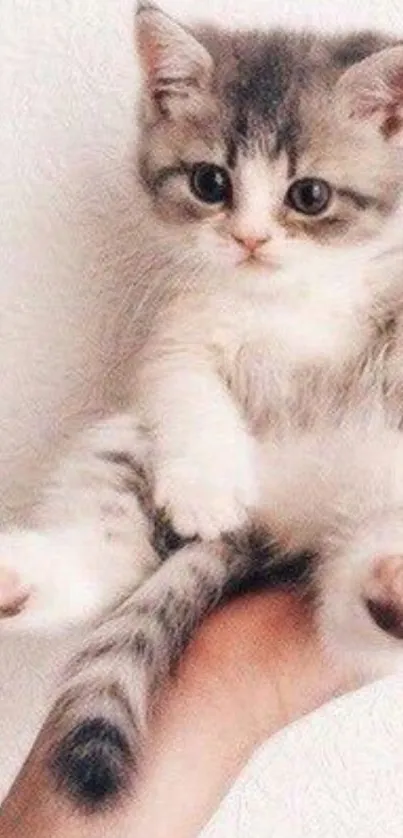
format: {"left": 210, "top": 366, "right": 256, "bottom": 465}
{"left": 3, "top": 1, "right": 403, "bottom": 811}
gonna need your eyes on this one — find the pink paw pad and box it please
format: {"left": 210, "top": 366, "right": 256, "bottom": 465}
{"left": 0, "top": 567, "right": 31, "bottom": 617}
{"left": 364, "top": 555, "right": 403, "bottom": 640}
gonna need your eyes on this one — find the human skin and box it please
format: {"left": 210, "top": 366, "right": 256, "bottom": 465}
{"left": 0, "top": 591, "right": 347, "bottom": 838}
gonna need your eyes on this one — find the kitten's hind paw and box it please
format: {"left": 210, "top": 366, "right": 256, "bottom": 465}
{"left": 0, "top": 567, "right": 31, "bottom": 617}
{"left": 364, "top": 555, "right": 403, "bottom": 640}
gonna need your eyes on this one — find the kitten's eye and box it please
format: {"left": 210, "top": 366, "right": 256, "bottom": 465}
{"left": 286, "top": 178, "right": 332, "bottom": 216}
{"left": 190, "top": 163, "right": 232, "bottom": 205}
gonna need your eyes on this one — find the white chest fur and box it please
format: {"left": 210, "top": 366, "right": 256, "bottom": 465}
{"left": 205, "top": 275, "right": 373, "bottom": 428}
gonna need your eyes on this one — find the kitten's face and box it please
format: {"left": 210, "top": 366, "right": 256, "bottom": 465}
{"left": 136, "top": 9, "right": 403, "bottom": 289}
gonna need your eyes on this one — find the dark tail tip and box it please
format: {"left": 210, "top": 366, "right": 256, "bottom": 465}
{"left": 50, "top": 717, "right": 135, "bottom": 812}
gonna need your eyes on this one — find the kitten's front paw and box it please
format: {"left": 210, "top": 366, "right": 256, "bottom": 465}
{"left": 155, "top": 437, "right": 259, "bottom": 539}
{"left": 0, "top": 567, "right": 31, "bottom": 617}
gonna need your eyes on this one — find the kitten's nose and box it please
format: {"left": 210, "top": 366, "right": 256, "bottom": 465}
{"left": 232, "top": 234, "right": 269, "bottom": 253}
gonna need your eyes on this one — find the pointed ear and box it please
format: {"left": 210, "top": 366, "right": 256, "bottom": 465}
{"left": 135, "top": 3, "right": 214, "bottom": 118}
{"left": 336, "top": 45, "right": 403, "bottom": 142}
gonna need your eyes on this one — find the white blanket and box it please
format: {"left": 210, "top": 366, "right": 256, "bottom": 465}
{"left": 200, "top": 675, "right": 403, "bottom": 837}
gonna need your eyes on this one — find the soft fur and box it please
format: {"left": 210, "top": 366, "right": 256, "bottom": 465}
{"left": 2, "top": 3, "right": 403, "bottom": 810}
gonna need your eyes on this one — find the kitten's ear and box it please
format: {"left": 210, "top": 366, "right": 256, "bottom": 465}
{"left": 135, "top": 3, "right": 214, "bottom": 117}
{"left": 336, "top": 45, "right": 403, "bottom": 143}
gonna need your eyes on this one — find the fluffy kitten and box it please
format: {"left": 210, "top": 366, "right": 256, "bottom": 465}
{"left": 2, "top": 2, "right": 403, "bottom": 811}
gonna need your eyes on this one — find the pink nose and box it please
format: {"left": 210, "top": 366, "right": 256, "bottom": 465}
{"left": 232, "top": 234, "right": 269, "bottom": 253}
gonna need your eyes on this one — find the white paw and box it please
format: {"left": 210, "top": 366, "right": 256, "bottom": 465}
{"left": 155, "top": 435, "right": 259, "bottom": 539}
{"left": 0, "top": 529, "right": 117, "bottom": 633}
{"left": 0, "top": 532, "right": 46, "bottom": 626}
{"left": 363, "top": 554, "right": 403, "bottom": 639}
{"left": 0, "top": 566, "right": 31, "bottom": 616}
{"left": 318, "top": 518, "right": 403, "bottom": 679}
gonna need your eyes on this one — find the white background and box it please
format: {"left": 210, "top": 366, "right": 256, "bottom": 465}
{"left": 1, "top": 0, "right": 403, "bottom": 826}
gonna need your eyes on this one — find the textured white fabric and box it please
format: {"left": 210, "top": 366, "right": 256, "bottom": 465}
{"left": 200, "top": 674, "right": 403, "bottom": 837}
{"left": 1, "top": 0, "right": 403, "bottom": 829}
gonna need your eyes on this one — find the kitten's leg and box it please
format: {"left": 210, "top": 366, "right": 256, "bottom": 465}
{"left": 317, "top": 513, "right": 403, "bottom": 679}
{"left": 0, "top": 415, "right": 159, "bottom": 632}
{"left": 0, "top": 567, "right": 31, "bottom": 615}
{"left": 45, "top": 536, "right": 253, "bottom": 812}
{"left": 135, "top": 310, "right": 260, "bottom": 540}
{"left": 363, "top": 554, "right": 403, "bottom": 637}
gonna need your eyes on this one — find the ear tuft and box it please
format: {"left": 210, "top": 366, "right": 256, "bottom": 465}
{"left": 337, "top": 45, "right": 403, "bottom": 140}
{"left": 135, "top": 4, "right": 213, "bottom": 113}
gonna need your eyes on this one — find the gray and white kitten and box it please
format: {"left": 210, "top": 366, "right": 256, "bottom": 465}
{"left": 3, "top": 2, "right": 403, "bottom": 811}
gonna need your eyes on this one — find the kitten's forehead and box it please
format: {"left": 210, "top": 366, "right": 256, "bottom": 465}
{"left": 138, "top": 18, "right": 400, "bottom": 240}
{"left": 193, "top": 27, "right": 395, "bottom": 171}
